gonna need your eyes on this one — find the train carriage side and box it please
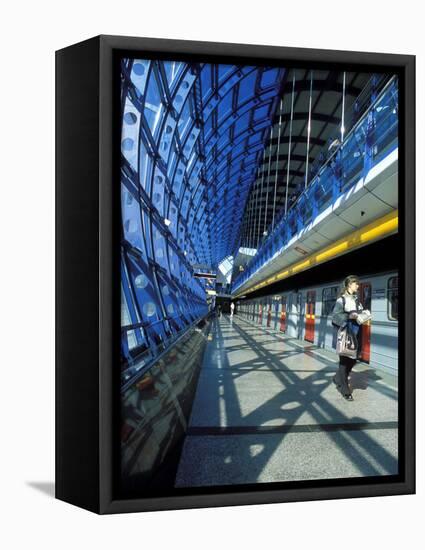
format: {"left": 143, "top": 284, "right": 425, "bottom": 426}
{"left": 262, "top": 297, "right": 268, "bottom": 327}
{"left": 233, "top": 270, "right": 398, "bottom": 375}
{"left": 311, "top": 272, "right": 398, "bottom": 374}
{"left": 272, "top": 296, "right": 280, "bottom": 330}
{"left": 317, "top": 283, "right": 339, "bottom": 350}
{"left": 303, "top": 278, "right": 362, "bottom": 352}
{"left": 279, "top": 294, "right": 288, "bottom": 333}
{"left": 286, "top": 292, "right": 296, "bottom": 338}
{"left": 368, "top": 272, "right": 398, "bottom": 374}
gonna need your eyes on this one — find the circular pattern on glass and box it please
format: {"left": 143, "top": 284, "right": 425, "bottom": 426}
{"left": 124, "top": 112, "right": 137, "bottom": 125}
{"left": 153, "top": 192, "right": 162, "bottom": 203}
{"left": 166, "top": 125, "right": 173, "bottom": 134}
{"left": 134, "top": 274, "right": 149, "bottom": 289}
{"left": 162, "top": 285, "right": 170, "bottom": 296}
{"left": 167, "top": 304, "right": 174, "bottom": 315}
{"left": 155, "top": 175, "right": 163, "bottom": 184}
{"left": 156, "top": 249, "right": 164, "bottom": 259}
{"left": 175, "top": 94, "right": 183, "bottom": 104}
{"left": 121, "top": 138, "right": 134, "bottom": 151}
{"left": 143, "top": 302, "right": 156, "bottom": 317}
{"left": 132, "top": 63, "right": 145, "bottom": 76}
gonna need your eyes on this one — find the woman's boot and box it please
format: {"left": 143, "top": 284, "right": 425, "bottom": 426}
{"left": 347, "top": 359, "right": 356, "bottom": 389}
{"left": 336, "top": 359, "right": 353, "bottom": 400}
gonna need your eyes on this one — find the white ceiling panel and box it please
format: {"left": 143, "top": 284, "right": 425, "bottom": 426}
{"left": 337, "top": 192, "right": 393, "bottom": 227}
{"left": 369, "top": 172, "right": 398, "bottom": 208}
{"left": 315, "top": 215, "right": 355, "bottom": 240}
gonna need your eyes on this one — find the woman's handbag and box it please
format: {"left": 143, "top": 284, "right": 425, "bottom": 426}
{"left": 336, "top": 323, "right": 358, "bottom": 359}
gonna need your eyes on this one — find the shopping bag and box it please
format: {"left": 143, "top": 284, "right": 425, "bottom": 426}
{"left": 336, "top": 323, "right": 358, "bottom": 359}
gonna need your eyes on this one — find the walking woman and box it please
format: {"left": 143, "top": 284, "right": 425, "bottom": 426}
{"left": 331, "top": 275, "right": 363, "bottom": 401}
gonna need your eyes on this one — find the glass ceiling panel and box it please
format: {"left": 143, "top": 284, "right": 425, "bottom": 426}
{"left": 163, "top": 61, "right": 183, "bottom": 90}
{"left": 121, "top": 57, "right": 285, "bottom": 270}
{"left": 238, "top": 71, "right": 257, "bottom": 106}
{"left": 144, "top": 69, "right": 163, "bottom": 137}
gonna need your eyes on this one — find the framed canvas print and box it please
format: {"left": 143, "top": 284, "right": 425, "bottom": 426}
{"left": 56, "top": 35, "right": 415, "bottom": 514}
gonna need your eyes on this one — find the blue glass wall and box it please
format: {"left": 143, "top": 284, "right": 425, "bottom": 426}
{"left": 120, "top": 58, "right": 285, "bottom": 382}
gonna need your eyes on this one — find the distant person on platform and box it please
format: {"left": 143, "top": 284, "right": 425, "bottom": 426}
{"left": 217, "top": 305, "right": 222, "bottom": 318}
{"left": 230, "top": 302, "right": 235, "bottom": 317}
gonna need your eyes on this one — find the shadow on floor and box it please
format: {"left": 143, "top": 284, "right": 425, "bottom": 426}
{"left": 26, "top": 481, "right": 55, "bottom": 498}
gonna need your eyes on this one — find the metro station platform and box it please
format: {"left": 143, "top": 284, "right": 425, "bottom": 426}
{"left": 175, "top": 315, "right": 398, "bottom": 487}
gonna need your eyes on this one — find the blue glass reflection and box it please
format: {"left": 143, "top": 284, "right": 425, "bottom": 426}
{"left": 120, "top": 57, "right": 286, "bottom": 382}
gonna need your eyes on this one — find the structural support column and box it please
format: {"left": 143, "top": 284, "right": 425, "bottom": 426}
{"left": 304, "top": 70, "right": 314, "bottom": 189}
{"left": 341, "top": 71, "right": 346, "bottom": 143}
{"left": 272, "top": 98, "right": 283, "bottom": 231}
{"left": 284, "top": 74, "right": 296, "bottom": 215}
{"left": 263, "top": 126, "right": 273, "bottom": 237}
{"left": 256, "top": 148, "right": 266, "bottom": 249}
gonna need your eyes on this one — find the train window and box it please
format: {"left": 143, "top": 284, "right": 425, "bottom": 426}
{"left": 322, "top": 286, "right": 338, "bottom": 316}
{"left": 387, "top": 276, "right": 399, "bottom": 321}
{"left": 360, "top": 282, "right": 372, "bottom": 311}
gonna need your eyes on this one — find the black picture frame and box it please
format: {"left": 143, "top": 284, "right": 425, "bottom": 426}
{"left": 56, "top": 34, "right": 415, "bottom": 514}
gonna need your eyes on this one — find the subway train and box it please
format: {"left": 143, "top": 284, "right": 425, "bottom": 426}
{"left": 235, "top": 271, "right": 399, "bottom": 375}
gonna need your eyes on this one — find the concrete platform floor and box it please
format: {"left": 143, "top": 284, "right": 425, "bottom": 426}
{"left": 175, "top": 315, "right": 398, "bottom": 487}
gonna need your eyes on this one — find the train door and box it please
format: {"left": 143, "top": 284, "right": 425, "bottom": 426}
{"left": 273, "top": 298, "right": 280, "bottom": 329}
{"left": 280, "top": 296, "right": 287, "bottom": 332}
{"left": 305, "top": 290, "right": 316, "bottom": 343}
{"left": 267, "top": 298, "right": 272, "bottom": 327}
{"left": 359, "top": 282, "right": 372, "bottom": 363}
{"left": 262, "top": 299, "right": 268, "bottom": 327}
{"left": 297, "top": 292, "right": 304, "bottom": 339}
